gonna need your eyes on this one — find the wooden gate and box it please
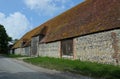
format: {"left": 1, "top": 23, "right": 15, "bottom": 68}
{"left": 61, "top": 39, "right": 73, "bottom": 56}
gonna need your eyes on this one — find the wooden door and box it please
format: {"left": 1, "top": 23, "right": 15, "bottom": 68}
{"left": 31, "top": 37, "right": 39, "bottom": 56}
{"left": 61, "top": 39, "right": 73, "bottom": 56}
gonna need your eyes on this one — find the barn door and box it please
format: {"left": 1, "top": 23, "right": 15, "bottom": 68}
{"left": 31, "top": 37, "right": 39, "bottom": 56}
{"left": 61, "top": 39, "right": 73, "bottom": 56}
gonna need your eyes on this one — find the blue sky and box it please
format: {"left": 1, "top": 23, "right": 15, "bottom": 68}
{"left": 0, "top": 0, "right": 84, "bottom": 39}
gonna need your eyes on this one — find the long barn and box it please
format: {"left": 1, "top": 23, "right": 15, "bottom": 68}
{"left": 11, "top": 0, "right": 120, "bottom": 65}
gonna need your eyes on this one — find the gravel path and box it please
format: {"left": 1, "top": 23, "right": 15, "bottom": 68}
{"left": 0, "top": 56, "right": 94, "bottom": 79}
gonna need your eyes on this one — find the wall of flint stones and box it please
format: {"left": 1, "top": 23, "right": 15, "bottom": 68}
{"left": 74, "top": 29, "right": 120, "bottom": 65}
{"left": 14, "top": 29, "right": 120, "bottom": 65}
{"left": 38, "top": 41, "right": 60, "bottom": 58}
{"left": 14, "top": 47, "right": 30, "bottom": 56}
{"left": 21, "top": 46, "right": 31, "bottom": 56}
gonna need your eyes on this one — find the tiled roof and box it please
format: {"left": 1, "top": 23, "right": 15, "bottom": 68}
{"left": 13, "top": 0, "right": 120, "bottom": 48}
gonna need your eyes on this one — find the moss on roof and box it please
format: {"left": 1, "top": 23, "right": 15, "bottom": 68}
{"left": 13, "top": 0, "right": 120, "bottom": 49}
{"left": 12, "top": 25, "right": 44, "bottom": 48}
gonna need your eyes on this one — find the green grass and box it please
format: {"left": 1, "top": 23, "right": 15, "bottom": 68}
{"left": 5, "top": 54, "right": 27, "bottom": 58}
{"left": 24, "top": 57, "right": 120, "bottom": 79}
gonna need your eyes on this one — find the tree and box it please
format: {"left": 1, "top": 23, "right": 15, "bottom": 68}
{"left": 12, "top": 39, "right": 18, "bottom": 44}
{"left": 0, "top": 24, "right": 11, "bottom": 54}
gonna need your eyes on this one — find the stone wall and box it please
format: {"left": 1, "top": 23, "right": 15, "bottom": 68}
{"left": 38, "top": 41, "right": 60, "bottom": 58}
{"left": 21, "top": 46, "right": 30, "bottom": 56}
{"left": 74, "top": 29, "right": 120, "bottom": 65}
{"left": 14, "top": 29, "right": 120, "bottom": 65}
{"left": 14, "top": 48, "right": 22, "bottom": 55}
{"left": 14, "top": 47, "right": 30, "bottom": 56}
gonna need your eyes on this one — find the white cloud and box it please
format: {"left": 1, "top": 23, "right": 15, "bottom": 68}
{"left": 24, "top": 0, "right": 73, "bottom": 16}
{"left": 0, "top": 12, "right": 31, "bottom": 39}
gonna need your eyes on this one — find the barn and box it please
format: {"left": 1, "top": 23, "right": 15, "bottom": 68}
{"left": 12, "top": 0, "right": 120, "bottom": 65}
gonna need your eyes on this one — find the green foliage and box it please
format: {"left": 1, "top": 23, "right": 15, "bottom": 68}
{"left": 24, "top": 57, "right": 120, "bottom": 79}
{"left": 11, "top": 39, "right": 18, "bottom": 44}
{"left": 0, "top": 24, "right": 11, "bottom": 54}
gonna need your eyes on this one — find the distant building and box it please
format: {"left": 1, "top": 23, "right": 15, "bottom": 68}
{"left": 11, "top": 0, "right": 120, "bottom": 65}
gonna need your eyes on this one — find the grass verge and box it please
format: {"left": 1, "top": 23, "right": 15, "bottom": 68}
{"left": 5, "top": 54, "right": 27, "bottom": 58}
{"left": 23, "top": 57, "right": 120, "bottom": 79}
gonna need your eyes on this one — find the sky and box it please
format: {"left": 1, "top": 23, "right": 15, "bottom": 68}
{"left": 0, "top": 0, "right": 84, "bottom": 39}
